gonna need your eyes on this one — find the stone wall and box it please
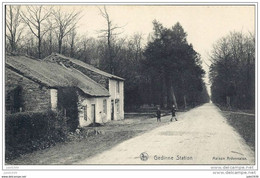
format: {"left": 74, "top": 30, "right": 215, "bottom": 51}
{"left": 5, "top": 68, "right": 51, "bottom": 113}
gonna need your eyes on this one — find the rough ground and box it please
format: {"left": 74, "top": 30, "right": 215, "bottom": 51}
{"left": 7, "top": 111, "right": 175, "bottom": 165}
{"left": 76, "top": 103, "right": 255, "bottom": 165}
{"left": 7, "top": 103, "right": 254, "bottom": 165}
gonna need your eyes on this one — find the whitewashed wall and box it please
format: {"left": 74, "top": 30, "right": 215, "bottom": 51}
{"left": 50, "top": 89, "right": 58, "bottom": 111}
{"left": 108, "top": 79, "right": 124, "bottom": 120}
{"left": 76, "top": 79, "right": 124, "bottom": 128}
{"left": 78, "top": 95, "right": 109, "bottom": 127}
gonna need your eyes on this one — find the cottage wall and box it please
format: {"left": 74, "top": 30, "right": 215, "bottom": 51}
{"left": 50, "top": 89, "right": 58, "bottom": 111}
{"left": 77, "top": 92, "right": 109, "bottom": 127}
{"left": 44, "top": 54, "right": 125, "bottom": 123}
{"left": 109, "top": 79, "right": 124, "bottom": 120}
{"left": 5, "top": 68, "right": 51, "bottom": 112}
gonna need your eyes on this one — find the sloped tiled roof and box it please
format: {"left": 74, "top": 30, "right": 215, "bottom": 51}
{"left": 6, "top": 55, "right": 110, "bottom": 97}
{"left": 44, "top": 53, "right": 125, "bottom": 81}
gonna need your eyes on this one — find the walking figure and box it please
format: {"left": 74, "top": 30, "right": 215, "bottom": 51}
{"left": 156, "top": 106, "right": 161, "bottom": 122}
{"left": 170, "top": 104, "right": 177, "bottom": 122}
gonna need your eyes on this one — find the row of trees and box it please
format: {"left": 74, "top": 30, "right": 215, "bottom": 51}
{"left": 6, "top": 5, "right": 209, "bottom": 110}
{"left": 209, "top": 32, "right": 255, "bottom": 109}
{"left": 6, "top": 6, "right": 80, "bottom": 59}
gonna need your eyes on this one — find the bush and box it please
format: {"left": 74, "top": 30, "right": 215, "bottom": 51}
{"left": 5, "top": 111, "right": 68, "bottom": 160}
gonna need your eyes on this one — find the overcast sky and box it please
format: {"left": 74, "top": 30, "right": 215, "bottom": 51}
{"left": 55, "top": 5, "right": 255, "bottom": 93}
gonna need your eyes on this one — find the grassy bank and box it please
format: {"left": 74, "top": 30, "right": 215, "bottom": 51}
{"left": 7, "top": 114, "right": 178, "bottom": 165}
{"left": 217, "top": 104, "right": 255, "bottom": 115}
{"left": 223, "top": 112, "right": 255, "bottom": 152}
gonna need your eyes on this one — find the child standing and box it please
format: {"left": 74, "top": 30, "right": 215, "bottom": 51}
{"left": 170, "top": 105, "right": 177, "bottom": 122}
{"left": 156, "top": 106, "right": 161, "bottom": 122}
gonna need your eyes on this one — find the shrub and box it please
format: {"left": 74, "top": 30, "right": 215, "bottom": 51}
{"left": 5, "top": 111, "right": 68, "bottom": 160}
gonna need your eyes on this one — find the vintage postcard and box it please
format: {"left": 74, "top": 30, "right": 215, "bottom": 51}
{"left": 1, "top": 2, "right": 258, "bottom": 177}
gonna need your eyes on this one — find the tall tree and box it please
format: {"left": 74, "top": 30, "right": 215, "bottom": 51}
{"left": 47, "top": 23, "right": 54, "bottom": 55}
{"left": 98, "top": 6, "right": 123, "bottom": 74}
{"left": 6, "top": 5, "right": 24, "bottom": 53}
{"left": 20, "top": 6, "right": 52, "bottom": 59}
{"left": 144, "top": 20, "right": 205, "bottom": 108}
{"left": 67, "top": 28, "right": 77, "bottom": 57}
{"left": 130, "top": 33, "right": 143, "bottom": 63}
{"left": 52, "top": 8, "right": 81, "bottom": 54}
{"left": 209, "top": 31, "right": 255, "bottom": 109}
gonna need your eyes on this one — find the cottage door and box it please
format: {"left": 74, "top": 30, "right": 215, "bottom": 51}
{"left": 91, "top": 104, "right": 96, "bottom": 124}
{"left": 111, "top": 100, "right": 114, "bottom": 120}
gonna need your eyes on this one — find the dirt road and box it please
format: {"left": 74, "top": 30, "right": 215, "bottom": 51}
{"left": 76, "top": 103, "right": 255, "bottom": 165}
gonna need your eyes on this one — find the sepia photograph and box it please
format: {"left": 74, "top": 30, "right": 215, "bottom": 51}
{"left": 1, "top": 2, "right": 257, "bottom": 176}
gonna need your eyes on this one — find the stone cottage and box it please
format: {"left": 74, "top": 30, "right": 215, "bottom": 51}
{"left": 43, "top": 53, "right": 125, "bottom": 122}
{"left": 5, "top": 55, "right": 124, "bottom": 130}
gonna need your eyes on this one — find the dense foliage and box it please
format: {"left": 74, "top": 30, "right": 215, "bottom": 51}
{"left": 143, "top": 21, "right": 209, "bottom": 108}
{"left": 57, "top": 88, "right": 79, "bottom": 131}
{"left": 5, "top": 111, "right": 67, "bottom": 160}
{"left": 209, "top": 32, "right": 255, "bottom": 109}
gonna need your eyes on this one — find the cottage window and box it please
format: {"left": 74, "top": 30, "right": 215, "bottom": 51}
{"left": 116, "top": 81, "right": 120, "bottom": 93}
{"left": 103, "top": 99, "right": 107, "bottom": 114}
{"left": 116, "top": 100, "right": 120, "bottom": 114}
{"left": 83, "top": 105, "right": 88, "bottom": 121}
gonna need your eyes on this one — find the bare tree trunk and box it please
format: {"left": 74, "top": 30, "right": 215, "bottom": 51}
{"left": 99, "top": 6, "right": 123, "bottom": 75}
{"left": 58, "top": 38, "right": 62, "bottom": 54}
{"left": 49, "top": 38, "right": 52, "bottom": 54}
{"left": 38, "top": 24, "right": 41, "bottom": 59}
{"left": 37, "top": 37, "right": 41, "bottom": 58}
{"left": 160, "top": 70, "right": 168, "bottom": 108}
{"left": 29, "top": 37, "right": 34, "bottom": 56}
{"left": 69, "top": 32, "right": 76, "bottom": 57}
{"left": 107, "top": 19, "right": 114, "bottom": 74}
{"left": 52, "top": 9, "right": 80, "bottom": 55}
{"left": 49, "top": 28, "right": 53, "bottom": 54}
{"left": 184, "top": 95, "right": 187, "bottom": 109}
{"left": 170, "top": 85, "right": 177, "bottom": 109}
{"left": 70, "top": 44, "right": 74, "bottom": 57}
{"left": 20, "top": 6, "right": 52, "bottom": 59}
{"left": 6, "top": 6, "right": 23, "bottom": 53}
{"left": 38, "top": 39, "right": 42, "bottom": 59}
{"left": 226, "top": 96, "right": 231, "bottom": 109}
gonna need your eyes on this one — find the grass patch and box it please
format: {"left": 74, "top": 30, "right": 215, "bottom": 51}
{"left": 6, "top": 115, "right": 175, "bottom": 165}
{"left": 223, "top": 112, "right": 255, "bottom": 151}
{"left": 217, "top": 104, "right": 255, "bottom": 114}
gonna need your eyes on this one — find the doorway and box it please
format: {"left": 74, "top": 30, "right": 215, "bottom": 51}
{"left": 111, "top": 100, "right": 114, "bottom": 120}
{"left": 91, "top": 104, "right": 96, "bottom": 125}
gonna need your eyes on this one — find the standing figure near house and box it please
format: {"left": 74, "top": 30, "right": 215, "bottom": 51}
{"left": 170, "top": 104, "right": 177, "bottom": 122}
{"left": 156, "top": 106, "right": 161, "bottom": 122}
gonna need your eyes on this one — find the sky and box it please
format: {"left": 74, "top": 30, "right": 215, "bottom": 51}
{"left": 41, "top": 5, "right": 256, "bottom": 94}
